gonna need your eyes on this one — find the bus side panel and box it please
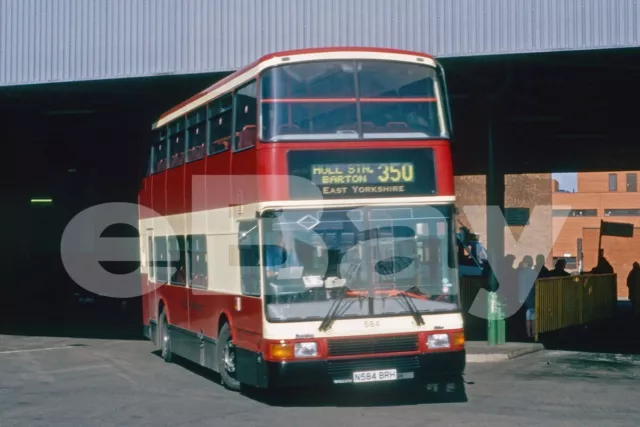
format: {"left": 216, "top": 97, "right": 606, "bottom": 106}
{"left": 434, "top": 143, "right": 454, "bottom": 196}
{"left": 229, "top": 296, "right": 263, "bottom": 352}
{"left": 141, "top": 273, "right": 152, "bottom": 339}
{"left": 152, "top": 170, "right": 167, "bottom": 217}
{"left": 166, "top": 167, "right": 185, "bottom": 216}
{"left": 205, "top": 150, "right": 232, "bottom": 211}
{"left": 140, "top": 274, "right": 151, "bottom": 337}
{"left": 185, "top": 160, "right": 206, "bottom": 213}
{"left": 156, "top": 284, "right": 190, "bottom": 341}
{"left": 256, "top": 146, "right": 288, "bottom": 202}
{"left": 231, "top": 147, "right": 258, "bottom": 205}
{"left": 187, "top": 292, "right": 263, "bottom": 351}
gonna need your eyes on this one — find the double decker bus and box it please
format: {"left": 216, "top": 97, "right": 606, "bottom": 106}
{"left": 139, "top": 47, "right": 464, "bottom": 391}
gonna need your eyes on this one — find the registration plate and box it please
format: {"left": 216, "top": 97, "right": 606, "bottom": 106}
{"left": 352, "top": 369, "right": 397, "bottom": 383}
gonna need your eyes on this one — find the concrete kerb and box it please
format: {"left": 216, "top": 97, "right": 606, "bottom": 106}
{"left": 466, "top": 343, "right": 545, "bottom": 363}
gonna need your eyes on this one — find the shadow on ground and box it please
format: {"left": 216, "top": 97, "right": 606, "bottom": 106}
{"left": 540, "top": 302, "right": 640, "bottom": 355}
{"left": 465, "top": 300, "right": 640, "bottom": 354}
{"left": 159, "top": 351, "right": 469, "bottom": 407}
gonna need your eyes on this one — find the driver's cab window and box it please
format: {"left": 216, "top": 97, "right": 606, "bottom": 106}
{"left": 414, "top": 221, "right": 448, "bottom": 285}
{"left": 238, "top": 221, "right": 260, "bottom": 296}
{"left": 262, "top": 220, "right": 311, "bottom": 301}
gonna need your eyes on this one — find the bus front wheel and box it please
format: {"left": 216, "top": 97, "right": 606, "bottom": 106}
{"left": 159, "top": 311, "right": 172, "bottom": 363}
{"left": 218, "top": 323, "right": 241, "bottom": 391}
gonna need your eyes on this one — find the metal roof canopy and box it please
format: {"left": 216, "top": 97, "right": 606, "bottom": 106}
{"left": 2, "top": 0, "right": 640, "bottom": 87}
{"left": 2, "top": 47, "right": 640, "bottom": 180}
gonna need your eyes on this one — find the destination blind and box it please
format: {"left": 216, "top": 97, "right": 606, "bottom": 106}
{"left": 287, "top": 149, "right": 436, "bottom": 199}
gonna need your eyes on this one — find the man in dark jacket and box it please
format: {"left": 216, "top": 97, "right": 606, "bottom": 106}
{"left": 549, "top": 259, "right": 571, "bottom": 277}
{"left": 535, "top": 254, "right": 550, "bottom": 278}
{"left": 589, "top": 250, "right": 614, "bottom": 274}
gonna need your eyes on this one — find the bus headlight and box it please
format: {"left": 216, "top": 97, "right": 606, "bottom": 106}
{"left": 294, "top": 342, "right": 318, "bottom": 358}
{"left": 427, "top": 333, "right": 450, "bottom": 349}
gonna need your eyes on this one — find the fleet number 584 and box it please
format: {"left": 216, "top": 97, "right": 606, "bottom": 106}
{"left": 364, "top": 320, "right": 380, "bottom": 328}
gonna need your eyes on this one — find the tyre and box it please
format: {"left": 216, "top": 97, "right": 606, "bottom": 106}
{"left": 218, "top": 323, "right": 241, "bottom": 391}
{"left": 158, "top": 311, "right": 173, "bottom": 363}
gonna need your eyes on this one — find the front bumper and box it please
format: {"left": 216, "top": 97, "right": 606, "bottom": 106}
{"left": 263, "top": 350, "right": 465, "bottom": 388}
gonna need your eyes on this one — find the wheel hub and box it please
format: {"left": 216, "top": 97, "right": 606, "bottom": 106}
{"left": 223, "top": 341, "right": 236, "bottom": 373}
{"left": 162, "top": 324, "right": 170, "bottom": 355}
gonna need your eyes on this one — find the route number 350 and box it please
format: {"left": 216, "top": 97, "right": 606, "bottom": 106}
{"left": 364, "top": 320, "right": 380, "bottom": 328}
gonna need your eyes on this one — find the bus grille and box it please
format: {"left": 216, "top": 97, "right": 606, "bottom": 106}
{"left": 327, "top": 355, "right": 420, "bottom": 376}
{"left": 327, "top": 335, "right": 419, "bottom": 357}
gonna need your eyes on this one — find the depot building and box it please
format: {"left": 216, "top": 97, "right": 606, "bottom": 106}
{"left": 3, "top": 0, "right": 640, "bottom": 301}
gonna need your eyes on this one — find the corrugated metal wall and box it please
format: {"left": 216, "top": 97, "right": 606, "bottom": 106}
{"left": 1, "top": 0, "right": 640, "bottom": 87}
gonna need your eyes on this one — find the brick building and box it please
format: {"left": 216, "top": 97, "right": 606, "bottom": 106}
{"left": 455, "top": 174, "right": 553, "bottom": 267}
{"left": 455, "top": 171, "right": 639, "bottom": 298}
{"left": 552, "top": 171, "right": 640, "bottom": 298}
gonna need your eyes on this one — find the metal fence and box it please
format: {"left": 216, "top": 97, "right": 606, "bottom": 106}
{"left": 459, "top": 274, "right": 617, "bottom": 341}
{"left": 534, "top": 274, "right": 617, "bottom": 341}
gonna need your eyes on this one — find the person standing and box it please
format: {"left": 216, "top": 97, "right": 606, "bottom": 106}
{"left": 518, "top": 256, "right": 538, "bottom": 339}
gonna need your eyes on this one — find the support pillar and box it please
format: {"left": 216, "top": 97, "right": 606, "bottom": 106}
{"left": 486, "top": 106, "right": 506, "bottom": 345}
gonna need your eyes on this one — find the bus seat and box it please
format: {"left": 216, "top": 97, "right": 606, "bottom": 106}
{"left": 243, "top": 125, "right": 256, "bottom": 135}
{"left": 278, "top": 124, "right": 300, "bottom": 134}
{"left": 211, "top": 137, "right": 230, "bottom": 153}
{"left": 362, "top": 121, "right": 376, "bottom": 132}
{"left": 386, "top": 121, "right": 409, "bottom": 131}
{"left": 156, "top": 159, "right": 167, "bottom": 172}
{"left": 192, "top": 274, "right": 205, "bottom": 287}
{"left": 237, "top": 125, "right": 256, "bottom": 150}
{"left": 194, "top": 144, "right": 205, "bottom": 159}
{"left": 170, "top": 153, "right": 185, "bottom": 167}
{"left": 386, "top": 121, "right": 409, "bottom": 128}
{"left": 338, "top": 123, "right": 357, "bottom": 131}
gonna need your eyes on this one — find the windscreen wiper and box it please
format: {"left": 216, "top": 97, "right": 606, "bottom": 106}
{"left": 318, "top": 288, "right": 361, "bottom": 332}
{"left": 396, "top": 292, "right": 425, "bottom": 326}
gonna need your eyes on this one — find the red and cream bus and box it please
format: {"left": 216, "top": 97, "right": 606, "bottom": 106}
{"left": 139, "top": 47, "right": 465, "bottom": 391}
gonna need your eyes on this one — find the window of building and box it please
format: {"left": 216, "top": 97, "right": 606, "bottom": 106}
{"left": 552, "top": 209, "right": 597, "bottom": 217}
{"left": 169, "top": 121, "right": 186, "bottom": 168}
{"left": 604, "top": 209, "right": 640, "bottom": 216}
{"left": 626, "top": 173, "right": 637, "bottom": 192}
{"left": 208, "top": 94, "right": 233, "bottom": 155}
{"left": 187, "top": 107, "right": 207, "bottom": 162}
{"left": 187, "top": 235, "right": 208, "bottom": 288}
{"left": 168, "top": 235, "right": 186, "bottom": 286}
{"left": 553, "top": 256, "right": 577, "bottom": 270}
{"left": 609, "top": 173, "right": 617, "bottom": 191}
{"left": 153, "top": 236, "right": 168, "bottom": 283}
{"left": 233, "top": 81, "right": 257, "bottom": 151}
{"left": 152, "top": 128, "right": 168, "bottom": 173}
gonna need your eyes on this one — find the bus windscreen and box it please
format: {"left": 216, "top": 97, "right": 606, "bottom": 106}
{"left": 261, "top": 205, "right": 459, "bottom": 322}
{"left": 260, "top": 60, "right": 447, "bottom": 141}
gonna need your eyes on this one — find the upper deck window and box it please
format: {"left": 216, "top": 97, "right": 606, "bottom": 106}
{"left": 260, "top": 60, "right": 447, "bottom": 142}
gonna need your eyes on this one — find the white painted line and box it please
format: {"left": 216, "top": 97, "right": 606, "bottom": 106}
{"left": 467, "top": 354, "right": 510, "bottom": 363}
{"left": 0, "top": 345, "right": 81, "bottom": 355}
